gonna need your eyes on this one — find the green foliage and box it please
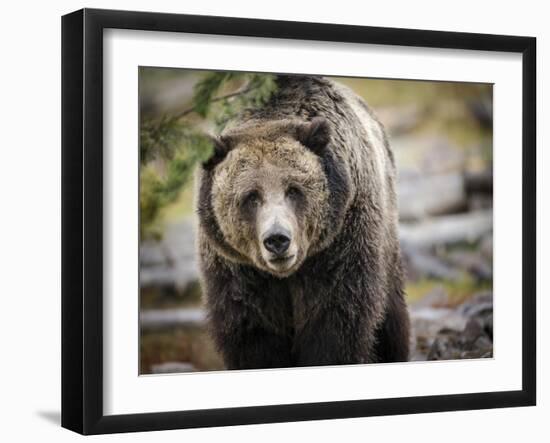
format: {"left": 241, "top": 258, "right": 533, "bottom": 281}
{"left": 139, "top": 121, "right": 213, "bottom": 238}
{"left": 211, "top": 74, "right": 277, "bottom": 129}
{"left": 192, "top": 71, "right": 278, "bottom": 129}
{"left": 139, "top": 71, "right": 278, "bottom": 239}
{"left": 405, "top": 275, "right": 492, "bottom": 306}
{"left": 192, "top": 72, "right": 242, "bottom": 117}
{"left": 141, "top": 116, "right": 191, "bottom": 164}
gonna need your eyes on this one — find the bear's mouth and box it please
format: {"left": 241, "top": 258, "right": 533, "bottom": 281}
{"left": 265, "top": 254, "right": 298, "bottom": 276}
{"left": 269, "top": 255, "right": 294, "bottom": 264}
{"left": 268, "top": 254, "right": 295, "bottom": 265}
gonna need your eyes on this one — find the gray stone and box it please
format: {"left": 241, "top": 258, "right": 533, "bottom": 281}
{"left": 410, "top": 291, "right": 493, "bottom": 361}
{"left": 139, "top": 218, "right": 199, "bottom": 291}
{"left": 445, "top": 250, "right": 492, "bottom": 281}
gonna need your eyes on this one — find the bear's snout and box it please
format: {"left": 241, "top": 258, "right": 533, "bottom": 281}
{"left": 263, "top": 229, "right": 291, "bottom": 256}
{"left": 258, "top": 212, "right": 299, "bottom": 275}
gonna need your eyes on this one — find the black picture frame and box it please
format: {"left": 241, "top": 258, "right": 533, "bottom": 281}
{"left": 61, "top": 8, "right": 537, "bottom": 435}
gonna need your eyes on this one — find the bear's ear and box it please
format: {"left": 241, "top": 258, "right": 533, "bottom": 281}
{"left": 203, "top": 135, "right": 232, "bottom": 171}
{"left": 296, "top": 117, "right": 330, "bottom": 155}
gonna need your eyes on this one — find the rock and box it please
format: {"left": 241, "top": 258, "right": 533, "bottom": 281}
{"left": 427, "top": 333, "right": 459, "bottom": 360}
{"left": 460, "top": 292, "right": 493, "bottom": 339}
{"left": 402, "top": 247, "right": 462, "bottom": 281}
{"left": 410, "top": 307, "right": 467, "bottom": 340}
{"left": 392, "top": 135, "right": 463, "bottom": 174}
{"left": 410, "top": 291, "right": 494, "bottom": 361}
{"left": 396, "top": 167, "right": 492, "bottom": 221}
{"left": 139, "top": 218, "right": 199, "bottom": 292}
{"left": 445, "top": 250, "right": 492, "bottom": 281}
{"left": 421, "top": 141, "right": 465, "bottom": 175}
{"left": 140, "top": 241, "right": 170, "bottom": 266}
{"left": 473, "top": 334, "right": 493, "bottom": 351}
{"left": 398, "top": 171, "right": 467, "bottom": 221}
{"left": 462, "top": 317, "right": 484, "bottom": 342}
{"left": 460, "top": 291, "right": 493, "bottom": 316}
{"left": 427, "top": 320, "right": 493, "bottom": 361}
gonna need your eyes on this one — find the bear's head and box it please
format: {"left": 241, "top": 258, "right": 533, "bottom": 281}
{"left": 200, "top": 117, "right": 336, "bottom": 278}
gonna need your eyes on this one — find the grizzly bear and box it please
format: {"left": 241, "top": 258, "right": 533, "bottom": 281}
{"left": 196, "top": 75, "right": 410, "bottom": 369}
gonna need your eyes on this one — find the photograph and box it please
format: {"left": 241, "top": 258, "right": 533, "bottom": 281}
{"left": 138, "top": 69, "right": 494, "bottom": 374}
{"left": 58, "top": 6, "right": 537, "bottom": 436}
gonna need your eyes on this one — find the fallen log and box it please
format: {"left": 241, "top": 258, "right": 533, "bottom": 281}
{"left": 150, "top": 362, "right": 197, "bottom": 374}
{"left": 399, "top": 209, "right": 492, "bottom": 249}
{"left": 140, "top": 308, "right": 206, "bottom": 331}
{"left": 398, "top": 169, "right": 493, "bottom": 221}
{"left": 402, "top": 248, "right": 463, "bottom": 281}
{"left": 398, "top": 172, "right": 467, "bottom": 221}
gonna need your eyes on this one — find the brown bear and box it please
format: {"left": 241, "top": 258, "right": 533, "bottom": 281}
{"left": 196, "top": 75, "right": 410, "bottom": 369}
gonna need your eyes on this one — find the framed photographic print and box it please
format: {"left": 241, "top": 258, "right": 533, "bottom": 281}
{"left": 61, "top": 8, "right": 536, "bottom": 435}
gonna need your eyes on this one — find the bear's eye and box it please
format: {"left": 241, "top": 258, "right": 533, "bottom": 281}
{"left": 286, "top": 186, "right": 303, "bottom": 200}
{"left": 242, "top": 190, "right": 261, "bottom": 208}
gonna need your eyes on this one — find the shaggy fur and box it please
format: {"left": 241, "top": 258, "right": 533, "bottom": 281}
{"left": 196, "top": 75, "right": 410, "bottom": 369}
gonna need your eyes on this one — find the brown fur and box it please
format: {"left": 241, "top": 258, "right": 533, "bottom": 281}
{"left": 196, "top": 75, "right": 410, "bottom": 369}
{"left": 210, "top": 133, "right": 328, "bottom": 275}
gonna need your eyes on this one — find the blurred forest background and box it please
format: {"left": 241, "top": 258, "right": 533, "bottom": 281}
{"left": 139, "top": 68, "right": 493, "bottom": 374}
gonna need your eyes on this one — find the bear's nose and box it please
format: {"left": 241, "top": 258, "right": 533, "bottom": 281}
{"left": 263, "top": 233, "right": 291, "bottom": 255}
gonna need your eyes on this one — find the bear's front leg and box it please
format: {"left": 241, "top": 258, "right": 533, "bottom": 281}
{"left": 208, "top": 297, "right": 294, "bottom": 370}
{"left": 292, "top": 301, "right": 377, "bottom": 366}
{"left": 203, "top": 262, "right": 295, "bottom": 369}
{"left": 290, "top": 254, "right": 386, "bottom": 366}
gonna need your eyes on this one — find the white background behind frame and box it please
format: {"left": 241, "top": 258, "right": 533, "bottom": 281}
{"left": 103, "top": 29, "right": 523, "bottom": 416}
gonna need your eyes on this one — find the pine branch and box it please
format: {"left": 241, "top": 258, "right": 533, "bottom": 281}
{"left": 173, "top": 86, "right": 254, "bottom": 121}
